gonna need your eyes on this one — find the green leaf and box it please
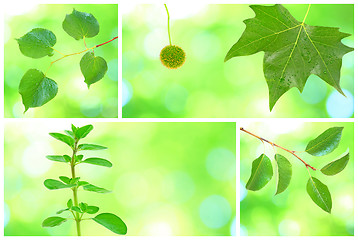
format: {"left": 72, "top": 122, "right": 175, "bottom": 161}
{"left": 59, "top": 176, "right": 71, "bottom": 184}
{"left": 274, "top": 154, "right": 292, "bottom": 195}
{"left": 306, "top": 177, "right": 332, "bottom": 213}
{"left": 46, "top": 155, "right": 68, "bottom": 163}
{"left": 225, "top": 4, "right": 353, "bottom": 110}
{"left": 75, "top": 155, "right": 84, "bottom": 162}
{"left": 82, "top": 158, "right": 112, "bottom": 167}
{"left": 67, "top": 199, "right": 73, "bottom": 208}
{"left": 44, "top": 179, "right": 76, "bottom": 190}
{"left": 63, "top": 155, "right": 72, "bottom": 162}
{"left": 49, "top": 132, "right": 75, "bottom": 148}
{"left": 92, "top": 213, "right": 127, "bottom": 235}
{"left": 83, "top": 184, "right": 111, "bottom": 193}
{"left": 42, "top": 216, "right": 67, "bottom": 227}
{"left": 78, "top": 144, "right": 107, "bottom": 151}
{"left": 80, "top": 52, "right": 108, "bottom": 88}
{"left": 305, "top": 127, "right": 343, "bottom": 156}
{"left": 16, "top": 28, "right": 56, "bottom": 58}
{"left": 64, "top": 130, "right": 74, "bottom": 138}
{"left": 19, "top": 69, "right": 58, "bottom": 112}
{"left": 246, "top": 154, "right": 273, "bottom": 191}
{"left": 56, "top": 208, "right": 69, "bottom": 214}
{"left": 79, "top": 202, "right": 88, "bottom": 212}
{"left": 321, "top": 153, "right": 349, "bottom": 176}
{"left": 75, "top": 124, "right": 94, "bottom": 139}
{"left": 71, "top": 206, "right": 82, "bottom": 213}
{"left": 62, "top": 9, "right": 99, "bottom": 40}
{"left": 86, "top": 206, "right": 99, "bottom": 214}
{"left": 71, "top": 124, "right": 78, "bottom": 134}
{"left": 69, "top": 177, "right": 80, "bottom": 184}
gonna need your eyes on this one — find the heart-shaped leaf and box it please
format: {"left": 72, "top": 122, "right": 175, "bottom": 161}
{"left": 75, "top": 124, "right": 94, "bottom": 139}
{"left": 44, "top": 179, "right": 76, "bottom": 190}
{"left": 49, "top": 133, "right": 75, "bottom": 148}
{"left": 306, "top": 177, "right": 332, "bottom": 213}
{"left": 92, "top": 213, "right": 127, "bottom": 235}
{"left": 321, "top": 153, "right": 349, "bottom": 176}
{"left": 42, "top": 216, "right": 67, "bottom": 227}
{"left": 62, "top": 9, "right": 99, "bottom": 40}
{"left": 275, "top": 154, "right": 292, "bottom": 195}
{"left": 246, "top": 154, "right": 273, "bottom": 191}
{"left": 305, "top": 127, "right": 343, "bottom": 156}
{"left": 82, "top": 183, "right": 111, "bottom": 193}
{"left": 80, "top": 52, "right": 108, "bottom": 88}
{"left": 16, "top": 28, "right": 56, "bottom": 58}
{"left": 78, "top": 143, "right": 107, "bottom": 151}
{"left": 82, "top": 158, "right": 113, "bottom": 167}
{"left": 19, "top": 69, "right": 58, "bottom": 112}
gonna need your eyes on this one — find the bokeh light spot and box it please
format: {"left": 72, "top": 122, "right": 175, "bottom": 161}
{"left": 4, "top": 203, "right": 10, "bottom": 227}
{"left": 240, "top": 224, "right": 248, "bottom": 236}
{"left": 230, "top": 217, "right": 236, "bottom": 236}
{"left": 326, "top": 89, "right": 353, "bottom": 118}
{"left": 240, "top": 181, "right": 247, "bottom": 201}
{"left": 300, "top": 75, "right": 327, "bottom": 104}
{"left": 191, "top": 31, "right": 221, "bottom": 62}
{"left": 162, "top": 171, "right": 195, "bottom": 203}
{"left": 199, "top": 195, "right": 231, "bottom": 228}
{"left": 22, "top": 142, "right": 53, "bottom": 177}
{"left": 122, "top": 79, "right": 133, "bottom": 107}
{"left": 164, "top": 84, "right": 188, "bottom": 113}
{"left": 206, "top": 148, "right": 235, "bottom": 181}
{"left": 278, "top": 219, "right": 301, "bottom": 236}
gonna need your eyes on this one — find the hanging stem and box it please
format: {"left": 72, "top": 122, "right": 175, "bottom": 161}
{"left": 240, "top": 127, "right": 316, "bottom": 170}
{"left": 164, "top": 4, "right": 172, "bottom": 45}
{"left": 70, "top": 140, "right": 81, "bottom": 236}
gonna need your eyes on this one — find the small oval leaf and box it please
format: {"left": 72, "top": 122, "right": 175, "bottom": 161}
{"left": 78, "top": 144, "right": 107, "bottom": 151}
{"left": 44, "top": 179, "right": 75, "bottom": 190}
{"left": 80, "top": 52, "right": 108, "bottom": 88}
{"left": 75, "top": 124, "right": 94, "bottom": 139}
{"left": 59, "top": 176, "right": 70, "bottom": 184}
{"left": 46, "top": 155, "right": 68, "bottom": 163}
{"left": 306, "top": 177, "right": 332, "bottom": 213}
{"left": 62, "top": 9, "right": 99, "bottom": 40}
{"left": 246, "top": 154, "right": 273, "bottom": 191}
{"left": 82, "top": 157, "right": 112, "bottom": 167}
{"left": 56, "top": 208, "right": 69, "bottom": 214}
{"left": 92, "top": 213, "right": 127, "bottom": 235}
{"left": 305, "top": 127, "right": 343, "bottom": 156}
{"left": 321, "top": 153, "right": 349, "bottom": 176}
{"left": 19, "top": 69, "right": 58, "bottom": 112}
{"left": 67, "top": 199, "right": 73, "bottom": 208}
{"left": 86, "top": 206, "right": 99, "bottom": 214}
{"left": 275, "top": 154, "right": 292, "bottom": 195}
{"left": 42, "top": 216, "right": 67, "bottom": 227}
{"left": 49, "top": 133, "right": 75, "bottom": 147}
{"left": 82, "top": 184, "right": 111, "bottom": 193}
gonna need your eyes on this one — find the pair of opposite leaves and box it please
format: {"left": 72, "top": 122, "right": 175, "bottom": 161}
{"left": 17, "top": 9, "right": 108, "bottom": 112}
{"left": 226, "top": 4, "right": 353, "bottom": 111}
{"left": 246, "top": 127, "right": 349, "bottom": 213}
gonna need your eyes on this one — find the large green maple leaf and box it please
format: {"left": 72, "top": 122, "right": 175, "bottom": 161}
{"left": 225, "top": 4, "right": 353, "bottom": 111}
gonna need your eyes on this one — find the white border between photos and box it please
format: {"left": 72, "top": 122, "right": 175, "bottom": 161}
{"left": 0, "top": 0, "right": 356, "bottom": 239}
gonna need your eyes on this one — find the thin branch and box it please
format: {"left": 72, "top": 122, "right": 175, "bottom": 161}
{"left": 240, "top": 127, "right": 316, "bottom": 170}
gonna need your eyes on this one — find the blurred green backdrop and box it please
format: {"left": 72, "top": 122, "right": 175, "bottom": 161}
{"left": 4, "top": 4, "right": 118, "bottom": 118}
{"left": 240, "top": 122, "right": 354, "bottom": 236}
{"left": 123, "top": 4, "right": 354, "bottom": 118}
{"left": 4, "top": 121, "right": 236, "bottom": 236}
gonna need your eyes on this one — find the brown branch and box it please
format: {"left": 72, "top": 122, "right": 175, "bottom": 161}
{"left": 240, "top": 127, "right": 316, "bottom": 171}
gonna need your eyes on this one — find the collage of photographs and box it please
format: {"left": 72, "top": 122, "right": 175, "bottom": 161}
{"left": 1, "top": 0, "right": 356, "bottom": 238}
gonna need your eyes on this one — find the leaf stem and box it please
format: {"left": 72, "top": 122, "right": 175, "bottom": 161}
{"left": 164, "top": 4, "right": 172, "bottom": 45}
{"left": 71, "top": 139, "right": 81, "bottom": 236}
{"left": 240, "top": 127, "right": 316, "bottom": 170}
{"left": 302, "top": 4, "right": 311, "bottom": 24}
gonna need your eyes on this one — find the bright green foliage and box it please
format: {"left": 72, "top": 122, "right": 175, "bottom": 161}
{"left": 42, "top": 124, "right": 127, "bottom": 236}
{"left": 321, "top": 153, "right": 349, "bottom": 176}
{"left": 80, "top": 52, "right": 108, "bottom": 88}
{"left": 160, "top": 45, "right": 186, "bottom": 69}
{"left": 63, "top": 9, "right": 99, "bottom": 40}
{"left": 92, "top": 213, "right": 127, "bottom": 235}
{"left": 82, "top": 158, "right": 113, "bottom": 167}
{"left": 305, "top": 127, "right": 343, "bottom": 156}
{"left": 225, "top": 4, "right": 353, "bottom": 110}
{"left": 275, "top": 154, "right": 292, "bottom": 195}
{"left": 16, "top": 28, "right": 56, "bottom": 58}
{"left": 306, "top": 177, "right": 332, "bottom": 213}
{"left": 246, "top": 154, "right": 273, "bottom": 191}
{"left": 19, "top": 69, "right": 58, "bottom": 112}
{"left": 42, "top": 217, "right": 67, "bottom": 227}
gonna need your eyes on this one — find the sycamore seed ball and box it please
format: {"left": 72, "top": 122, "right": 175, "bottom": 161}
{"left": 160, "top": 45, "right": 186, "bottom": 69}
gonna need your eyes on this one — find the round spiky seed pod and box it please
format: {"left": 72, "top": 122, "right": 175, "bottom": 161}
{"left": 160, "top": 45, "right": 186, "bottom": 69}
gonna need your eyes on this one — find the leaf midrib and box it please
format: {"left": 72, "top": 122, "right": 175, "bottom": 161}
{"left": 310, "top": 177, "right": 329, "bottom": 211}
{"left": 306, "top": 129, "right": 340, "bottom": 153}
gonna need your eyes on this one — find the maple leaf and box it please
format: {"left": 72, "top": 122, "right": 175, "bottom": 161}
{"left": 225, "top": 4, "right": 353, "bottom": 110}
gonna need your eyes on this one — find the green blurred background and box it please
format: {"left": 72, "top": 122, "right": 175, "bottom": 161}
{"left": 240, "top": 122, "right": 354, "bottom": 236}
{"left": 4, "top": 121, "right": 236, "bottom": 236}
{"left": 4, "top": 4, "right": 118, "bottom": 118}
{"left": 122, "top": 4, "right": 354, "bottom": 118}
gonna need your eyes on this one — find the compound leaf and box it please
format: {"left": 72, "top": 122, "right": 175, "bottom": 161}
{"left": 246, "top": 154, "right": 273, "bottom": 191}
{"left": 44, "top": 179, "right": 76, "bottom": 190}
{"left": 306, "top": 177, "right": 332, "bottom": 213}
{"left": 82, "top": 157, "right": 112, "bottom": 167}
{"left": 49, "top": 133, "right": 75, "bottom": 148}
{"left": 225, "top": 4, "right": 353, "bottom": 110}
{"left": 92, "top": 213, "right": 127, "bottom": 235}
{"left": 62, "top": 9, "right": 99, "bottom": 40}
{"left": 19, "top": 69, "right": 58, "bottom": 112}
{"left": 78, "top": 143, "right": 107, "bottom": 151}
{"left": 16, "top": 28, "right": 56, "bottom": 58}
{"left": 83, "top": 184, "right": 111, "bottom": 193}
{"left": 305, "top": 127, "right": 343, "bottom": 156}
{"left": 275, "top": 154, "right": 292, "bottom": 195}
{"left": 80, "top": 52, "right": 108, "bottom": 88}
{"left": 321, "top": 153, "right": 349, "bottom": 176}
{"left": 42, "top": 216, "right": 67, "bottom": 227}
{"left": 75, "top": 124, "right": 94, "bottom": 139}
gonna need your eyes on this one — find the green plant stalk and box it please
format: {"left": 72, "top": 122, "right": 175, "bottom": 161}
{"left": 164, "top": 4, "right": 172, "bottom": 45}
{"left": 71, "top": 140, "right": 81, "bottom": 236}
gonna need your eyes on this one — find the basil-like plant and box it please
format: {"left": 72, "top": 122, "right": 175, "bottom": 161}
{"left": 42, "top": 124, "right": 127, "bottom": 236}
{"left": 16, "top": 9, "right": 118, "bottom": 112}
{"left": 241, "top": 127, "right": 350, "bottom": 213}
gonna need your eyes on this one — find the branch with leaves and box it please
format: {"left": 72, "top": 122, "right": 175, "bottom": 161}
{"left": 241, "top": 127, "right": 350, "bottom": 213}
{"left": 16, "top": 9, "right": 118, "bottom": 112}
{"left": 225, "top": 4, "right": 353, "bottom": 111}
{"left": 42, "top": 124, "right": 127, "bottom": 236}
